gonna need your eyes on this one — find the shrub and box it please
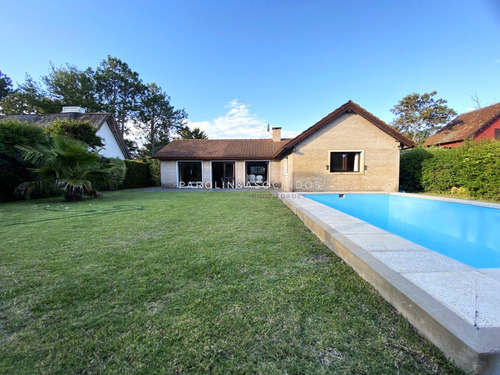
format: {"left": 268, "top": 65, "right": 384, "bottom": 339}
{"left": 45, "top": 119, "right": 104, "bottom": 149}
{"left": 0, "top": 121, "right": 48, "bottom": 201}
{"left": 89, "top": 157, "right": 126, "bottom": 191}
{"left": 146, "top": 157, "right": 161, "bottom": 187}
{"left": 122, "top": 160, "right": 150, "bottom": 189}
{"left": 458, "top": 140, "right": 500, "bottom": 200}
{"left": 421, "top": 140, "right": 500, "bottom": 201}
{"left": 399, "top": 147, "right": 433, "bottom": 192}
{"left": 421, "top": 147, "right": 461, "bottom": 192}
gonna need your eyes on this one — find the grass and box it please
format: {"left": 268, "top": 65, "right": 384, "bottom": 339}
{"left": 0, "top": 190, "right": 465, "bottom": 374}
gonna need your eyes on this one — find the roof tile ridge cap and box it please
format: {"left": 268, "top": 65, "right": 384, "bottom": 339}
{"left": 465, "top": 102, "right": 500, "bottom": 114}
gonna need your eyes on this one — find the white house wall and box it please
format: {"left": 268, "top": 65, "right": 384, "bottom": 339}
{"left": 96, "top": 121, "right": 126, "bottom": 159}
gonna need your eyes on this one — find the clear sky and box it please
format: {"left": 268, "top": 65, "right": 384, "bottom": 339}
{"left": 2, "top": 0, "right": 500, "bottom": 139}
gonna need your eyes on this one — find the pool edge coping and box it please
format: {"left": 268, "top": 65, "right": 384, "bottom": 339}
{"left": 279, "top": 193, "right": 500, "bottom": 375}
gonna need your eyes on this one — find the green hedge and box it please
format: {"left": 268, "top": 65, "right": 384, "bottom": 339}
{"left": 400, "top": 140, "right": 500, "bottom": 201}
{"left": 0, "top": 121, "right": 49, "bottom": 201}
{"left": 146, "top": 158, "right": 161, "bottom": 187}
{"left": 399, "top": 147, "right": 433, "bottom": 192}
{"left": 122, "top": 160, "right": 150, "bottom": 189}
{"left": 89, "top": 157, "right": 126, "bottom": 191}
{"left": 422, "top": 140, "right": 500, "bottom": 200}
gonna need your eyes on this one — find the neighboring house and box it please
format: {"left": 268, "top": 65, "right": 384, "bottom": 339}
{"left": 0, "top": 106, "right": 131, "bottom": 159}
{"left": 424, "top": 102, "right": 500, "bottom": 147}
{"left": 153, "top": 101, "right": 415, "bottom": 192}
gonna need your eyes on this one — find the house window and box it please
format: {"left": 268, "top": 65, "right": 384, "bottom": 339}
{"left": 178, "top": 161, "right": 202, "bottom": 187}
{"left": 284, "top": 156, "right": 288, "bottom": 176}
{"left": 495, "top": 129, "right": 500, "bottom": 140}
{"left": 329, "top": 152, "right": 361, "bottom": 173}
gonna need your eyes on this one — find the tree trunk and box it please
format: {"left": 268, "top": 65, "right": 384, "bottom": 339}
{"left": 64, "top": 186, "right": 83, "bottom": 202}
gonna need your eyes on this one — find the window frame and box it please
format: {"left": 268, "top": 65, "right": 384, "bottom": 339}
{"left": 328, "top": 150, "right": 364, "bottom": 174}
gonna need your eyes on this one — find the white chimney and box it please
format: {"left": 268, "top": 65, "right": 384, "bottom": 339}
{"left": 272, "top": 127, "right": 281, "bottom": 142}
{"left": 61, "top": 106, "right": 86, "bottom": 114}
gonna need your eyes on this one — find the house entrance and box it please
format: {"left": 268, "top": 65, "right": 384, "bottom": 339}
{"left": 212, "top": 161, "right": 235, "bottom": 188}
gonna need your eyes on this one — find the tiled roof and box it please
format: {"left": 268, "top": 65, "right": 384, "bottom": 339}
{"left": 424, "top": 102, "right": 500, "bottom": 146}
{"left": 0, "top": 112, "right": 131, "bottom": 159}
{"left": 278, "top": 101, "right": 415, "bottom": 156}
{"left": 153, "top": 138, "right": 290, "bottom": 160}
{"left": 0, "top": 113, "right": 110, "bottom": 128}
{"left": 153, "top": 101, "right": 416, "bottom": 161}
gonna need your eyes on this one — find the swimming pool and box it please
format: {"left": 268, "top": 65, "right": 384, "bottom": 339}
{"left": 304, "top": 194, "right": 500, "bottom": 269}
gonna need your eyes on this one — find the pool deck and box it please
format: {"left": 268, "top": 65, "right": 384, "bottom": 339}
{"left": 279, "top": 192, "right": 500, "bottom": 375}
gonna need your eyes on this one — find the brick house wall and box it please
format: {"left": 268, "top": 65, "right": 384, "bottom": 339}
{"left": 283, "top": 112, "right": 401, "bottom": 192}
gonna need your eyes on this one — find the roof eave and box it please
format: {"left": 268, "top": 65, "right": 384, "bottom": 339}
{"left": 278, "top": 101, "right": 415, "bottom": 155}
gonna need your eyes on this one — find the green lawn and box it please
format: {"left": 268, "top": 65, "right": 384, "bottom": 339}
{"left": 0, "top": 190, "right": 465, "bottom": 374}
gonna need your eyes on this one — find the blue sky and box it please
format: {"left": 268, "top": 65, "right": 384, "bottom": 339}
{"left": 2, "top": 0, "right": 500, "bottom": 139}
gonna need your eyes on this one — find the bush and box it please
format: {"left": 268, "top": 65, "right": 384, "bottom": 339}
{"left": 122, "top": 160, "right": 150, "bottom": 189}
{"left": 146, "top": 157, "right": 161, "bottom": 187}
{"left": 420, "top": 140, "right": 500, "bottom": 201}
{"left": 458, "top": 140, "right": 500, "bottom": 200}
{"left": 421, "top": 147, "right": 461, "bottom": 192}
{"left": 89, "top": 157, "right": 126, "bottom": 191}
{"left": 45, "top": 119, "right": 104, "bottom": 149}
{"left": 399, "top": 147, "right": 433, "bottom": 192}
{"left": 0, "top": 121, "right": 48, "bottom": 201}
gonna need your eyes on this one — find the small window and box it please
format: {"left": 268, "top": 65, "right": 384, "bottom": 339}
{"left": 283, "top": 156, "right": 289, "bottom": 176}
{"left": 495, "top": 128, "right": 500, "bottom": 140}
{"left": 330, "top": 152, "right": 361, "bottom": 172}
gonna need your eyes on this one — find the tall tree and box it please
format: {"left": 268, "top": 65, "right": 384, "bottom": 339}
{"left": 43, "top": 63, "right": 100, "bottom": 111}
{"left": 0, "top": 70, "right": 13, "bottom": 100}
{"left": 178, "top": 126, "right": 208, "bottom": 139}
{"left": 137, "top": 83, "right": 188, "bottom": 156}
{"left": 95, "top": 56, "right": 142, "bottom": 136}
{"left": 0, "top": 75, "right": 61, "bottom": 115}
{"left": 390, "top": 91, "right": 457, "bottom": 144}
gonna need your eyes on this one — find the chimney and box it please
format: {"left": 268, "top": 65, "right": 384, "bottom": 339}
{"left": 272, "top": 127, "right": 281, "bottom": 142}
{"left": 61, "top": 106, "right": 86, "bottom": 114}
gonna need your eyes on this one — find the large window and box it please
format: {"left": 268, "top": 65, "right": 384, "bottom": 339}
{"left": 329, "top": 151, "right": 361, "bottom": 173}
{"left": 178, "top": 161, "right": 202, "bottom": 186}
{"left": 495, "top": 128, "right": 500, "bottom": 140}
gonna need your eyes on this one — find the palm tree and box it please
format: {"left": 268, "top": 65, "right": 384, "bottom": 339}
{"left": 17, "top": 135, "right": 115, "bottom": 201}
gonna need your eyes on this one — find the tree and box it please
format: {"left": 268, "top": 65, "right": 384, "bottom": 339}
{"left": 17, "top": 135, "right": 117, "bottom": 202}
{"left": 390, "top": 91, "right": 457, "bottom": 144}
{"left": 45, "top": 119, "right": 104, "bottom": 149}
{"left": 0, "top": 70, "right": 13, "bottom": 100}
{"left": 137, "top": 83, "right": 188, "bottom": 156}
{"left": 178, "top": 126, "right": 208, "bottom": 139}
{"left": 95, "top": 56, "right": 142, "bottom": 136}
{"left": 43, "top": 63, "right": 100, "bottom": 111}
{"left": 0, "top": 75, "right": 61, "bottom": 115}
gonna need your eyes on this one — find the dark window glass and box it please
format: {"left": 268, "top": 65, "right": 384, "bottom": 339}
{"left": 330, "top": 152, "right": 360, "bottom": 172}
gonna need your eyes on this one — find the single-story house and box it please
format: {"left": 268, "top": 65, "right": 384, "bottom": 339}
{"left": 424, "top": 102, "right": 500, "bottom": 147}
{"left": 0, "top": 106, "right": 131, "bottom": 159}
{"left": 153, "top": 101, "right": 415, "bottom": 192}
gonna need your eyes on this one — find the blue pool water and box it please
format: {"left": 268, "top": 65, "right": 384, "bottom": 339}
{"left": 305, "top": 194, "right": 500, "bottom": 269}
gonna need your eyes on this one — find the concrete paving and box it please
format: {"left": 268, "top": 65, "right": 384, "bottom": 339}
{"left": 280, "top": 193, "right": 500, "bottom": 375}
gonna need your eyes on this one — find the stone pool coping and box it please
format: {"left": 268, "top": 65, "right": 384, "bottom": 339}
{"left": 279, "top": 192, "right": 500, "bottom": 375}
